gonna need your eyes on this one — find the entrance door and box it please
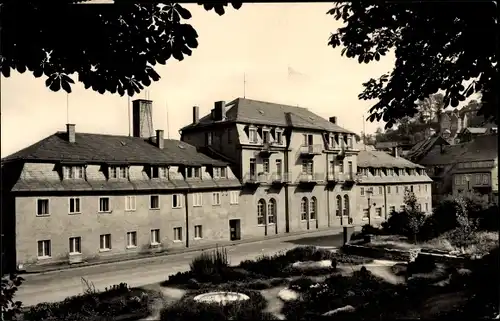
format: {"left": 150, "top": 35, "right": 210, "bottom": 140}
{"left": 229, "top": 219, "right": 241, "bottom": 241}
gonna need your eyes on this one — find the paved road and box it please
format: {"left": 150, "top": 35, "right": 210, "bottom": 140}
{"left": 16, "top": 231, "right": 344, "bottom": 307}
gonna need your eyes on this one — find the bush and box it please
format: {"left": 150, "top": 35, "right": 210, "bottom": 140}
{"left": 189, "top": 246, "right": 230, "bottom": 283}
{"left": 382, "top": 191, "right": 426, "bottom": 242}
{"left": 159, "top": 285, "right": 278, "bottom": 320}
{"left": 1, "top": 273, "right": 24, "bottom": 320}
{"left": 361, "top": 224, "right": 384, "bottom": 236}
{"left": 289, "top": 277, "right": 315, "bottom": 293}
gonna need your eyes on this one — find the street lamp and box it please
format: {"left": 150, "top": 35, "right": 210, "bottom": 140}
{"left": 366, "top": 189, "right": 373, "bottom": 226}
{"left": 465, "top": 174, "right": 471, "bottom": 192}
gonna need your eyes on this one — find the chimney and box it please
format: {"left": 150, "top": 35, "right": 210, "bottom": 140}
{"left": 193, "top": 106, "right": 199, "bottom": 124}
{"left": 213, "top": 101, "right": 226, "bottom": 121}
{"left": 329, "top": 116, "right": 337, "bottom": 124}
{"left": 66, "top": 124, "right": 76, "bottom": 143}
{"left": 392, "top": 146, "right": 398, "bottom": 158}
{"left": 156, "top": 129, "right": 164, "bottom": 149}
{"left": 132, "top": 99, "right": 154, "bottom": 138}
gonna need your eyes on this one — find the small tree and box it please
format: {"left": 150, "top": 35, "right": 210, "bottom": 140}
{"left": 382, "top": 191, "right": 426, "bottom": 243}
{"left": 1, "top": 274, "right": 24, "bottom": 321}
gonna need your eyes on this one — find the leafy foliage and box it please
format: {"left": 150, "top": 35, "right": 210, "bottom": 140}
{"left": 327, "top": 2, "right": 498, "bottom": 127}
{"left": 382, "top": 191, "right": 426, "bottom": 242}
{"left": 0, "top": 1, "right": 242, "bottom": 95}
{"left": 0, "top": 274, "right": 24, "bottom": 321}
{"left": 189, "top": 246, "right": 230, "bottom": 283}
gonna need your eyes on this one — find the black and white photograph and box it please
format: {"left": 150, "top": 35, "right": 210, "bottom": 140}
{"left": 1, "top": 1, "right": 498, "bottom": 320}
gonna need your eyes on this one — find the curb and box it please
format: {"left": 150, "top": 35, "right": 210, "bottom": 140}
{"left": 22, "top": 227, "right": 348, "bottom": 275}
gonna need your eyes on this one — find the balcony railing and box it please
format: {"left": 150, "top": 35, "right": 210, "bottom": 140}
{"left": 243, "top": 172, "right": 270, "bottom": 184}
{"left": 297, "top": 172, "right": 325, "bottom": 183}
{"left": 299, "top": 144, "right": 323, "bottom": 156}
{"left": 327, "top": 172, "right": 360, "bottom": 182}
{"left": 271, "top": 172, "right": 291, "bottom": 183}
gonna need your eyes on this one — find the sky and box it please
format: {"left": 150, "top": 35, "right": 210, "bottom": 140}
{"left": 1, "top": 3, "right": 396, "bottom": 157}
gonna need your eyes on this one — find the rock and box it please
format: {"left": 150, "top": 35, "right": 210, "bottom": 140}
{"left": 322, "top": 305, "right": 356, "bottom": 316}
{"left": 291, "top": 260, "right": 333, "bottom": 271}
{"left": 278, "top": 288, "right": 299, "bottom": 302}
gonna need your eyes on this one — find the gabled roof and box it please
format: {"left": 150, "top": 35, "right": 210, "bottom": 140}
{"left": 1, "top": 132, "right": 228, "bottom": 166}
{"left": 181, "top": 98, "right": 354, "bottom": 134}
{"left": 406, "top": 134, "right": 449, "bottom": 162}
{"left": 357, "top": 150, "right": 425, "bottom": 169}
{"left": 462, "top": 127, "right": 488, "bottom": 135}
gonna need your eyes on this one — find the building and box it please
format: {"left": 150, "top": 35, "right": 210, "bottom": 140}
{"left": 356, "top": 147, "right": 433, "bottom": 227}
{"left": 180, "top": 98, "right": 433, "bottom": 229}
{"left": 1, "top": 98, "right": 433, "bottom": 271}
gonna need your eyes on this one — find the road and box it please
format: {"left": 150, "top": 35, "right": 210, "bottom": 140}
{"left": 16, "top": 231, "right": 344, "bottom": 307}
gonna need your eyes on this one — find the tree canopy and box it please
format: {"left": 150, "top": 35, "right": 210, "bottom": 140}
{"left": 327, "top": 1, "right": 498, "bottom": 128}
{"left": 0, "top": 1, "right": 242, "bottom": 96}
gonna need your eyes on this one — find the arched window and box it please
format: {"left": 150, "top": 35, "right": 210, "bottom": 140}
{"left": 343, "top": 195, "right": 350, "bottom": 216}
{"left": 336, "top": 195, "right": 342, "bottom": 216}
{"left": 300, "top": 197, "right": 308, "bottom": 221}
{"left": 268, "top": 198, "right": 276, "bottom": 224}
{"left": 309, "top": 197, "right": 317, "bottom": 220}
{"left": 257, "top": 199, "right": 266, "bottom": 225}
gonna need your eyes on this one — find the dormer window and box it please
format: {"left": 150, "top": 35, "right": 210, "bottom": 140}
{"left": 276, "top": 131, "right": 283, "bottom": 144}
{"left": 249, "top": 128, "right": 258, "bottom": 143}
{"left": 186, "top": 167, "right": 201, "bottom": 179}
{"left": 63, "top": 165, "right": 84, "bottom": 179}
{"left": 262, "top": 130, "right": 270, "bottom": 144}
{"left": 213, "top": 167, "right": 227, "bottom": 179}
{"left": 150, "top": 166, "right": 168, "bottom": 179}
{"left": 347, "top": 136, "right": 353, "bottom": 148}
{"left": 109, "top": 166, "right": 128, "bottom": 179}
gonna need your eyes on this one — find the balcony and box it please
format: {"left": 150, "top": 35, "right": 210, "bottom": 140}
{"left": 271, "top": 172, "right": 291, "bottom": 184}
{"left": 327, "top": 172, "right": 359, "bottom": 184}
{"left": 297, "top": 172, "right": 324, "bottom": 184}
{"left": 299, "top": 144, "right": 323, "bottom": 157}
{"left": 243, "top": 172, "right": 270, "bottom": 185}
{"left": 259, "top": 142, "right": 279, "bottom": 156}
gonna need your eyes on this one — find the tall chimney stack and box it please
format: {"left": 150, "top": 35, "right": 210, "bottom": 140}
{"left": 193, "top": 106, "right": 199, "bottom": 124}
{"left": 213, "top": 101, "right": 226, "bottom": 121}
{"left": 66, "top": 124, "right": 76, "bottom": 143}
{"left": 392, "top": 146, "right": 398, "bottom": 158}
{"left": 132, "top": 99, "right": 154, "bottom": 138}
{"left": 156, "top": 130, "right": 164, "bottom": 149}
{"left": 329, "top": 116, "right": 337, "bottom": 124}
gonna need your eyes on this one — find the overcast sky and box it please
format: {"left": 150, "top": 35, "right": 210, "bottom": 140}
{"left": 1, "top": 3, "right": 396, "bottom": 157}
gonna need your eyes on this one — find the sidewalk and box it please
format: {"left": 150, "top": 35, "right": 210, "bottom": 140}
{"left": 23, "top": 226, "right": 351, "bottom": 274}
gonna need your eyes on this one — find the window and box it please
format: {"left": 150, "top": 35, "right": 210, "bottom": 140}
{"left": 410, "top": 185, "right": 414, "bottom": 192}
{"left": 37, "top": 199, "right": 50, "bottom": 216}
{"left": 193, "top": 193, "right": 203, "bottom": 207}
{"left": 309, "top": 197, "right": 317, "bottom": 220}
{"left": 263, "top": 158, "right": 270, "bottom": 173}
{"left": 263, "top": 130, "right": 270, "bottom": 143}
{"left": 150, "top": 166, "right": 160, "bottom": 178}
{"left": 69, "top": 237, "right": 81, "bottom": 254}
{"left": 212, "top": 192, "right": 221, "bottom": 205}
{"left": 329, "top": 161, "right": 335, "bottom": 175}
{"left": 37, "top": 240, "right": 51, "bottom": 258}
{"left": 461, "top": 175, "right": 467, "bottom": 184}
{"left": 300, "top": 197, "right": 308, "bottom": 220}
{"left": 400, "top": 205, "right": 406, "bottom": 211}
{"left": 151, "top": 229, "right": 160, "bottom": 245}
{"left": 276, "top": 160, "right": 282, "bottom": 176}
{"left": 187, "top": 167, "right": 201, "bottom": 179}
{"left": 127, "top": 232, "right": 137, "bottom": 248}
{"left": 150, "top": 195, "right": 160, "bottom": 209}
{"left": 99, "top": 234, "right": 111, "bottom": 251}
{"left": 387, "top": 186, "right": 391, "bottom": 194}
{"left": 343, "top": 195, "right": 350, "bottom": 216}
{"left": 418, "top": 185, "right": 422, "bottom": 192}
{"left": 63, "top": 166, "right": 84, "bottom": 179}
{"left": 206, "top": 132, "right": 213, "bottom": 146}
{"left": 172, "top": 194, "right": 182, "bottom": 209}
{"left": 268, "top": 198, "right": 276, "bottom": 224}
{"left": 455, "top": 175, "right": 461, "bottom": 185}
{"left": 360, "top": 187, "right": 364, "bottom": 196}
{"left": 98, "top": 197, "right": 110, "bottom": 213}
{"left": 482, "top": 174, "right": 490, "bottom": 184}
{"left": 125, "top": 196, "right": 136, "bottom": 211}
{"left": 375, "top": 208, "right": 382, "bottom": 217}
{"left": 230, "top": 191, "right": 239, "bottom": 205}
{"left": 363, "top": 209, "right": 369, "bottom": 219}
{"left": 348, "top": 161, "right": 353, "bottom": 174}
{"left": 213, "top": 167, "right": 227, "bottom": 178}
{"left": 276, "top": 131, "right": 283, "bottom": 144}
{"left": 378, "top": 186, "right": 383, "bottom": 194}
{"left": 257, "top": 199, "right": 266, "bottom": 225}
{"left": 249, "top": 128, "right": 258, "bottom": 143}
{"left": 303, "top": 134, "right": 313, "bottom": 146}
{"left": 173, "top": 227, "right": 182, "bottom": 241}
{"left": 389, "top": 206, "right": 396, "bottom": 213}
{"left": 302, "top": 160, "right": 314, "bottom": 174}
{"left": 475, "top": 174, "right": 481, "bottom": 184}
{"left": 194, "top": 225, "right": 203, "bottom": 239}
{"left": 109, "top": 166, "right": 128, "bottom": 179}
{"left": 336, "top": 195, "right": 342, "bottom": 216}
{"left": 68, "top": 197, "right": 81, "bottom": 214}
{"left": 339, "top": 161, "right": 344, "bottom": 173}
{"left": 395, "top": 186, "right": 399, "bottom": 194}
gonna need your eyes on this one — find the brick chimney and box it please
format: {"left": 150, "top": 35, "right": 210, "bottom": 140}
{"left": 392, "top": 146, "right": 398, "bottom": 158}
{"left": 193, "top": 106, "right": 199, "bottom": 124}
{"left": 132, "top": 99, "right": 154, "bottom": 138}
{"left": 213, "top": 101, "right": 226, "bottom": 121}
{"left": 66, "top": 124, "right": 76, "bottom": 143}
{"left": 329, "top": 116, "right": 337, "bottom": 124}
{"left": 156, "top": 129, "right": 164, "bottom": 149}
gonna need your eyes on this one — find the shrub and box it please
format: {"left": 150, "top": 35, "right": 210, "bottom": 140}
{"left": 289, "top": 277, "right": 315, "bottom": 292}
{"left": 189, "top": 246, "right": 230, "bottom": 283}
{"left": 361, "top": 224, "right": 383, "bottom": 236}
{"left": 1, "top": 273, "right": 24, "bottom": 321}
{"left": 159, "top": 286, "right": 278, "bottom": 320}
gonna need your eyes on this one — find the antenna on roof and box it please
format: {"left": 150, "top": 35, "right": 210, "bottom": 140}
{"left": 66, "top": 93, "right": 70, "bottom": 124}
{"left": 166, "top": 101, "right": 170, "bottom": 139}
{"left": 243, "top": 73, "right": 246, "bottom": 98}
{"left": 127, "top": 96, "right": 131, "bottom": 136}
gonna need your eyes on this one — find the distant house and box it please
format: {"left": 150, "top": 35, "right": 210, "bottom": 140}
{"left": 406, "top": 134, "right": 449, "bottom": 163}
